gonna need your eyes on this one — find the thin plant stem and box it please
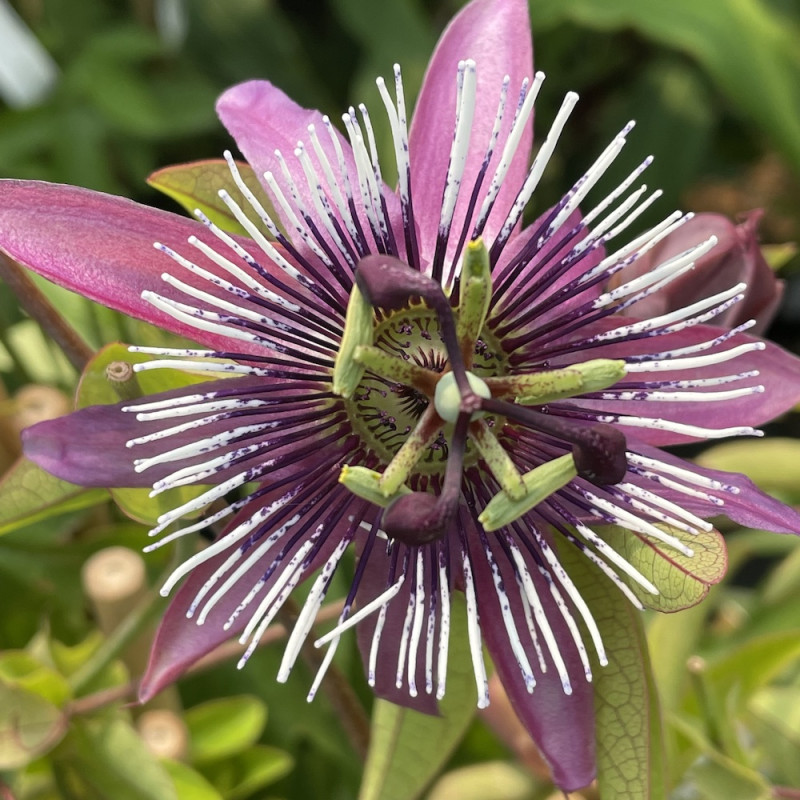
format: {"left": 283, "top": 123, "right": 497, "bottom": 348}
{"left": 0, "top": 253, "right": 94, "bottom": 372}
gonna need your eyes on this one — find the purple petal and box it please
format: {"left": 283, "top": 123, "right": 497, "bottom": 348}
{"left": 22, "top": 376, "right": 334, "bottom": 488}
{"left": 470, "top": 529, "right": 596, "bottom": 791}
{"left": 557, "top": 321, "right": 800, "bottom": 446}
{"left": 630, "top": 439, "right": 800, "bottom": 535}
{"left": 491, "top": 209, "right": 605, "bottom": 334}
{"left": 216, "top": 80, "right": 403, "bottom": 260}
{"left": 616, "top": 211, "right": 784, "bottom": 335}
{"left": 355, "top": 540, "right": 443, "bottom": 715}
{"left": 409, "top": 0, "right": 533, "bottom": 262}
{"left": 23, "top": 404, "right": 155, "bottom": 488}
{"left": 139, "top": 482, "right": 351, "bottom": 702}
{"left": 0, "top": 180, "right": 300, "bottom": 356}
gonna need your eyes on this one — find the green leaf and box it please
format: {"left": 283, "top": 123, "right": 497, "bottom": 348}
{"left": 646, "top": 601, "right": 708, "bottom": 714}
{"left": 748, "top": 687, "right": 800, "bottom": 786}
{"left": 0, "top": 457, "right": 107, "bottom": 537}
{"left": 596, "top": 523, "right": 726, "bottom": 611}
{"left": 148, "top": 159, "right": 280, "bottom": 237}
{"left": 761, "top": 242, "right": 798, "bottom": 272}
{"left": 185, "top": 695, "right": 268, "bottom": 763}
{"left": 200, "top": 745, "right": 293, "bottom": 800}
{"left": 703, "top": 631, "right": 800, "bottom": 715}
{"left": 0, "top": 683, "right": 67, "bottom": 769}
{"left": 529, "top": 0, "right": 800, "bottom": 175}
{"left": 76, "top": 342, "right": 213, "bottom": 526}
{"left": 683, "top": 753, "right": 771, "bottom": 800}
{"left": 162, "top": 760, "right": 223, "bottom": 800}
{"left": 427, "top": 762, "right": 535, "bottom": 800}
{"left": 0, "top": 651, "right": 72, "bottom": 707}
{"left": 558, "top": 543, "right": 667, "bottom": 800}
{"left": 64, "top": 716, "right": 178, "bottom": 800}
{"left": 358, "top": 594, "right": 477, "bottom": 800}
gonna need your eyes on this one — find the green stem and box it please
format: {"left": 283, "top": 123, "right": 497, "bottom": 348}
{"left": 0, "top": 253, "right": 94, "bottom": 372}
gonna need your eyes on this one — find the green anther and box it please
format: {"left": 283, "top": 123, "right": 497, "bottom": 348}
{"left": 479, "top": 453, "right": 578, "bottom": 531}
{"left": 354, "top": 345, "right": 438, "bottom": 393}
{"left": 488, "top": 359, "right": 627, "bottom": 405}
{"left": 339, "top": 464, "right": 411, "bottom": 507}
{"left": 333, "top": 285, "right": 373, "bottom": 398}
{"left": 456, "top": 238, "right": 492, "bottom": 354}
{"left": 470, "top": 420, "right": 527, "bottom": 501}
{"left": 379, "top": 407, "right": 444, "bottom": 496}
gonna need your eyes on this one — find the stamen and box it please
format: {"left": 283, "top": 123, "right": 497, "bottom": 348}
{"left": 436, "top": 547, "right": 451, "bottom": 699}
{"left": 306, "top": 124, "right": 364, "bottom": 257}
{"left": 492, "top": 91, "right": 579, "bottom": 257}
{"left": 395, "top": 568, "right": 417, "bottom": 689}
{"left": 473, "top": 72, "right": 544, "bottom": 239}
{"left": 313, "top": 574, "right": 405, "bottom": 648}
{"left": 624, "top": 342, "right": 766, "bottom": 373}
{"left": 578, "top": 490, "right": 694, "bottom": 556}
{"left": 478, "top": 530, "right": 536, "bottom": 692}
{"left": 294, "top": 142, "right": 358, "bottom": 268}
{"left": 527, "top": 525, "right": 607, "bottom": 666}
{"left": 505, "top": 535, "right": 572, "bottom": 694}
{"left": 432, "top": 59, "right": 477, "bottom": 282}
{"left": 461, "top": 540, "right": 490, "bottom": 707}
{"left": 595, "top": 414, "right": 761, "bottom": 440}
{"left": 626, "top": 453, "right": 736, "bottom": 493}
{"left": 342, "top": 111, "right": 389, "bottom": 252}
{"left": 407, "top": 550, "right": 427, "bottom": 696}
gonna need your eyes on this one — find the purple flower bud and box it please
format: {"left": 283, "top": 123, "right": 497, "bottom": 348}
{"left": 616, "top": 210, "right": 783, "bottom": 334}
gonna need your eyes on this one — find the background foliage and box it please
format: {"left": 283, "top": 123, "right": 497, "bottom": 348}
{"left": 1, "top": 0, "right": 800, "bottom": 798}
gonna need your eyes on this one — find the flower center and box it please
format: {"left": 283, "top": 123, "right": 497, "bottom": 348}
{"left": 333, "top": 240, "right": 630, "bottom": 542}
{"left": 344, "top": 305, "right": 505, "bottom": 472}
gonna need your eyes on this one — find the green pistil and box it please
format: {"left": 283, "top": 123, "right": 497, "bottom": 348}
{"left": 333, "top": 285, "right": 373, "bottom": 398}
{"left": 486, "top": 359, "right": 626, "bottom": 405}
{"left": 379, "top": 406, "right": 444, "bottom": 496}
{"left": 479, "top": 454, "right": 578, "bottom": 531}
{"left": 354, "top": 345, "right": 439, "bottom": 396}
{"left": 456, "top": 238, "right": 491, "bottom": 366}
{"left": 339, "top": 464, "right": 411, "bottom": 507}
{"left": 434, "top": 370, "right": 490, "bottom": 423}
{"left": 469, "top": 419, "right": 527, "bottom": 501}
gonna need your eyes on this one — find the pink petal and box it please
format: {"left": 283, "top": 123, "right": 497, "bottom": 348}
{"left": 216, "top": 80, "right": 404, "bottom": 259}
{"left": 0, "top": 180, "right": 301, "bottom": 357}
{"left": 553, "top": 321, "right": 800, "bottom": 446}
{"left": 409, "top": 0, "right": 533, "bottom": 262}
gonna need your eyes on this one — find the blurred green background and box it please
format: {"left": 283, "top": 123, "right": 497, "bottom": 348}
{"left": 2, "top": 1, "right": 800, "bottom": 799}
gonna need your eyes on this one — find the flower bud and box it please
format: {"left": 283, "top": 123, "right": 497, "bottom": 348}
{"left": 616, "top": 211, "right": 783, "bottom": 334}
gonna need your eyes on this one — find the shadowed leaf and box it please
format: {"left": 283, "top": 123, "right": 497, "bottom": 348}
{"left": 0, "top": 457, "right": 107, "bottom": 537}
{"left": 148, "top": 159, "right": 280, "bottom": 237}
